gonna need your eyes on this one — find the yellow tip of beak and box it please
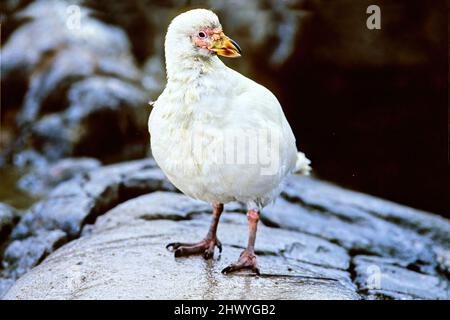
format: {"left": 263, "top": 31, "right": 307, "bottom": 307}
{"left": 211, "top": 35, "right": 241, "bottom": 58}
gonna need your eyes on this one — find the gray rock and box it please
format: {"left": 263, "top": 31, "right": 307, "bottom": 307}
{"left": 1, "top": 0, "right": 149, "bottom": 165}
{"left": 18, "top": 157, "right": 101, "bottom": 197}
{"left": 0, "top": 203, "right": 18, "bottom": 240}
{"left": 1, "top": 159, "right": 177, "bottom": 288}
{"left": 264, "top": 176, "right": 442, "bottom": 274}
{"left": 12, "top": 193, "right": 96, "bottom": 239}
{"left": 2, "top": 162, "right": 449, "bottom": 300}
{"left": 2, "top": 229, "right": 67, "bottom": 279}
{"left": 434, "top": 246, "right": 450, "bottom": 276}
{"left": 283, "top": 176, "right": 450, "bottom": 246}
{"left": 0, "top": 278, "right": 15, "bottom": 299}
{"left": 353, "top": 255, "right": 450, "bottom": 300}
{"left": 2, "top": 1, "right": 133, "bottom": 88}
{"left": 283, "top": 241, "right": 349, "bottom": 271}
{"left": 11, "top": 159, "right": 171, "bottom": 239}
{"left": 27, "top": 76, "right": 149, "bottom": 162}
{"left": 121, "top": 167, "right": 176, "bottom": 194}
{"left": 93, "top": 192, "right": 211, "bottom": 232}
{"left": 12, "top": 150, "right": 49, "bottom": 171}
{"left": 3, "top": 197, "right": 359, "bottom": 300}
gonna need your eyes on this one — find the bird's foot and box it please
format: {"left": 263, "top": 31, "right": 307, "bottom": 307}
{"left": 221, "top": 250, "right": 260, "bottom": 275}
{"left": 166, "top": 238, "right": 222, "bottom": 259}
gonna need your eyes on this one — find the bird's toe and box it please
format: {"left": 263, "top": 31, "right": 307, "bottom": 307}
{"left": 203, "top": 249, "right": 214, "bottom": 260}
{"left": 215, "top": 238, "right": 222, "bottom": 253}
{"left": 222, "top": 250, "right": 259, "bottom": 275}
{"left": 168, "top": 239, "right": 220, "bottom": 258}
{"left": 221, "top": 264, "right": 237, "bottom": 274}
{"left": 166, "top": 242, "right": 189, "bottom": 252}
{"left": 166, "top": 242, "right": 179, "bottom": 251}
{"left": 174, "top": 248, "right": 184, "bottom": 258}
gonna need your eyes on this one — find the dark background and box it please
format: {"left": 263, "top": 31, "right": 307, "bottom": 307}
{"left": 282, "top": 1, "right": 449, "bottom": 217}
{"left": 1, "top": 0, "right": 448, "bottom": 217}
{"left": 273, "top": 1, "right": 449, "bottom": 217}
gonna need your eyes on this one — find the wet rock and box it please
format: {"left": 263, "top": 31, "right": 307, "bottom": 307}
{"left": 1, "top": 159, "right": 174, "bottom": 288}
{"left": 0, "top": 278, "right": 15, "bottom": 299}
{"left": 93, "top": 192, "right": 210, "bottom": 231}
{"left": 1, "top": 0, "right": 149, "bottom": 165}
{"left": 0, "top": 0, "right": 33, "bottom": 45}
{"left": 283, "top": 241, "right": 349, "bottom": 271}
{"left": 12, "top": 149, "right": 49, "bottom": 170}
{"left": 282, "top": 176, "right": 450, "bottom": 246}
{"left": 12, "top": 192, "right": 96, "bottom": 239}
{"left": 120, "top": 168, "right": 176, "bottom": 194}
{"left": 11, "top": 159, "right": 171, "bottom": 240}
{"left": 2, "top": 229, "right": 67, "bottom": 279}
{"left": 91, "top": 194, "right": 351, "bottom": 274}
{"left": 18, "top": 157, "right": 101, "bottom": 197}
{"left": 27, "top": 76, "right": 149, "bottom": 162}
{"left": 3, "top": 198, "right": 359, "bottom": 300}
{"left": 263, "top": 176, "right": 443, "bottom": 274}
{"left": 0, "top": 203, "right": 19, "bottom": 241}
{"left": 2, "top": 1, "right": 133, "bottom": 90}
{"left": 2, "top": 161, "right": 449, "bottom": 299}
{"left": 353, "top": 255, "right": 450, "bottom": 300}
{"left": 17, "top": 44, "right": 141, "bottom": 129}
{"left": 434, "top": 246, "right": 450, "bottom": 277}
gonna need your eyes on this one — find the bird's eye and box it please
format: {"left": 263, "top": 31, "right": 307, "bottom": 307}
{"left": 198, "top": 31, "right": 206, "bottom": 38}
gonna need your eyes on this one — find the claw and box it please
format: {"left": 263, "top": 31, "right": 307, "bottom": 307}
{"left": 216, "top": 239, "right": 222, "bottom": 253}
{"left": 253, "top": 266, "right": 261, "bottom": 275}
{"left": 221, "top": 250, "right": 259, "bottom": 275}
{"left": 221, "top": 265, "right": 234, "bottom": 274}
{"left": 174, "top": 248, "right": 188, "bottom": 258}
{"left": 166, "top": 238, "right": 221, "bottom": 259}
{"left": 166, "top": 242, "right": 178, "bottom": 251}
{"left": 203, "top": 249, "right": 213, "bottom": 260}
{"left": 166, "top": 242, "right": 189, "bottom": 252}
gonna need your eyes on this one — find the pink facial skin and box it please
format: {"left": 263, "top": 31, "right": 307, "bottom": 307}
{"left": 193, "top": 27, "right": 223, "bottom": 50}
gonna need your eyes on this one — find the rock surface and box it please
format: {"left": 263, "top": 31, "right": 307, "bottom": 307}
{"left": 2, "top": 160, "right": 449, "bottom": 299}
{"left": 0, "top": 203, "right": 20, "bottom": 297}
{"left": 0, "top": 159, "right": 174, "bottom": 293}
{"left": 4, "top": 193, "right": 358, "bottom": 300}
{"left": 0, "top": 203, "right": 19, "bottom": 241}
{"left": 1, "top": 0, "right": 150, "bottom": 166}
{"left": 18, "top": 157, "right": 101, "bottom": 197}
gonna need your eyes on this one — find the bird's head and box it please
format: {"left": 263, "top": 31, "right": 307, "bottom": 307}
{"left": 165, "top": 9, "right": 241, "bottom": 59}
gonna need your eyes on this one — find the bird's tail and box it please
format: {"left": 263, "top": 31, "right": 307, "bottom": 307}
{"left": 294, "top": 152, "right": 311, "bottom": 175}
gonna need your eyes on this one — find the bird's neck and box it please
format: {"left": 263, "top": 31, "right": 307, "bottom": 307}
{"left": 165, "top": 51, "right": 225, "bottom": 83}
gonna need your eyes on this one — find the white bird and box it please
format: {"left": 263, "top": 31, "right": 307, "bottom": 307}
{"left": 149, "top": 9, "right": 311, "bottom": 274}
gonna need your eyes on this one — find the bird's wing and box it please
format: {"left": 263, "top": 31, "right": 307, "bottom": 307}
{"left": 224, "top": 70, "right": 299, "bottom": 177}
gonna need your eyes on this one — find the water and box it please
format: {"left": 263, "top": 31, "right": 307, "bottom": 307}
{"left": 0, "top": 166, "right": 40, "bottom": 210}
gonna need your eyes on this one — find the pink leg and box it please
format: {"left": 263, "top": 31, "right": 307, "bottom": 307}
{"left": 167, "top": 203, "right": 223, "bottom": 259}
{"left": 222, "top": 209, "right": 260, "bottom": 275}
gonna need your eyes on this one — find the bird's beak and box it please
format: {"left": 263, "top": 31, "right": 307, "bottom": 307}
{"left": 211, "top": 34, "right": 241, "bottom": 58}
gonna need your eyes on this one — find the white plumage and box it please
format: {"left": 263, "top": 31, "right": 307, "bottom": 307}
{"left": 148, "top": 9, "right": 310, "bottom": 272}
{"left": 149, "top": 9, "right": 310, "bottom": 209}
